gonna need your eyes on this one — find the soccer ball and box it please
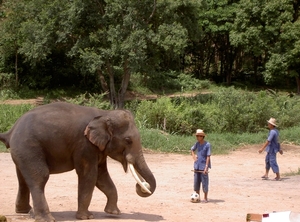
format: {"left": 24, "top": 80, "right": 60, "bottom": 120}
{"left": 190, "top": 192, "right": 200, "bottom": 203}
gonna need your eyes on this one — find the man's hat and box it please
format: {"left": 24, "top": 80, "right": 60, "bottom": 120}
{"left": 194, "top": 129, "right": 206, "bottom": 136}
{"left": 267, "top": 118, "right": 277, "bottom": 127}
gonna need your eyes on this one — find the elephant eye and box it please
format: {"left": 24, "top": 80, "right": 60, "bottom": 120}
{"left": 125, "top": 137, "right": 132, "bottom": 145}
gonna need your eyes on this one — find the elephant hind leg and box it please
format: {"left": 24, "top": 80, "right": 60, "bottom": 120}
{"left": 15, "top": 158, "right": 54, "bottom": 222}
{"left": 28, "top": 173, "right": 55, "bottom": 222}
{"left": 15, "top": 167, "right": 32, "bottom": 213}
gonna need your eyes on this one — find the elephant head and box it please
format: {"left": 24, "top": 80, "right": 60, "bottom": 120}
{"left": 84, "top": 109, "right": 156, "bottom": 197}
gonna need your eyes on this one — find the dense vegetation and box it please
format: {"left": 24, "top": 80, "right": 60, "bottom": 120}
{"left": 0, "top": 0, "right": 300, "bottom": 109}
{"left": 129, "top": 87, "right": 300, "bottom": 134}
{"left": 1, "top": 83, "right": 300, "bottom": 154}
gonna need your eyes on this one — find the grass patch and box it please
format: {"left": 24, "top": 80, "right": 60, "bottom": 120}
{"left": 140, "top": 127, "right": 300, "bottom": 155}
{"left": 0, "top": 128, "right": 265, "bottom": 154}
{"left": 0, "top": 104, "right": 34, "bottom": 152}
{"left": 139, "top": 128, "right": 268, "bottom": 155}
{"left": 1, "top": 106, "right": 299, "bottom": 155}
{"left": 0, "top": 143, "right": 7, "bottom": 152}
{"left": 0, "top": 104, "right": 34, "bottom": 132}
{"left": 283, "top": 168, "right": 300, "bottom": 177}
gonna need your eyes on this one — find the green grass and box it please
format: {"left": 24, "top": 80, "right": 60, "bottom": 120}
{"left": 0, "top": 144, "right": 6, "bottom": 152}
{"left": 0, "top": 104, "right": 34, "bottom": 132}
{"left": 0, "top": 128, "right": 267, "bottom": 154}
{"left": 140, "top": 126, "right": 300, "bottom": 155}
{"left": 0, "top": 104, "right": 34, "bottom": 152}
{"left": 283, "top": 168, "right": 300, "bottom": 177}
{"left": 139, "top": 128, "right": 268, "bottom": 155}
{"left": 1, "top": 104, "right": 300, "bottom": 154}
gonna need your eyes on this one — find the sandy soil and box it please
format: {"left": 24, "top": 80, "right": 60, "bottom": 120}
{"left": 1, "top": 144, "right": 300, "bottom": 222}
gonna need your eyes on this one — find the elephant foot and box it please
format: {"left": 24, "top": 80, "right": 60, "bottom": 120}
{"left": 15, "top": 204, "right": 32, "bottom": 213}
{"left": 76, "top": 211, "right": 94, "bottom": 220}
{"left": 34, "top": 213, "right": 55, "bottom": 222}
{"left": 104, "top": 205, "right": 121, "bottom": 215}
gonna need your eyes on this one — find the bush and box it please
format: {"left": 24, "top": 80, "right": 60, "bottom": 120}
{"left": 135, "top": 97, "right": 186, "bottom": 133}
{"left": 128, "top": 72, "right": 213, "bottom": 94}
{"left": 0, "top": 104, "right": 34, "bottom": 133}
{"left": 0, "top": 73, "right": 15, "bottom": 88}
{"left": 134, "top": 86, "right": 300, "bottom": 135}
{"left": 0, "top": 89, "right": 20, "bottom": 100}
{"left": 66, "top": 92, "right": 111, "bottom": 109}
{"left": 177, "top": 73, "right": 210, "bottom": 91}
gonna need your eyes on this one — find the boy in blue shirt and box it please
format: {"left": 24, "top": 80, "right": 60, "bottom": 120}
{"left": 191, "top": 129, "right": 211, "bottom": 203}
{"left": 259, "top": 118, "right": 283, "bottom": 181}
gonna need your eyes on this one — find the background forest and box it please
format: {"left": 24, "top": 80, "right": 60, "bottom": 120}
{"left": 1, "top": 0, "right": 300, "bottom": 153}
{"left": 1, "top": 0, "right": 300, "bottom": 105}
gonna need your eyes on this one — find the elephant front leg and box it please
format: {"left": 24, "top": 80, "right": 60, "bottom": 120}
{"left": 76, "top": 165, "right": 97, "bottom": 220}
{"left": 96, "top": 163, "right": 120, "bottom": 215}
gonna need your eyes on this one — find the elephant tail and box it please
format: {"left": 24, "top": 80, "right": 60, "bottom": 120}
{"left": 0, "top": 133, "right": 10, "bottom": 148}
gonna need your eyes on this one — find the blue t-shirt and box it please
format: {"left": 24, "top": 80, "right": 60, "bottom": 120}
{"left": 191, "top": 141, "right": 211, "bottom": 170}
{"left": 266, "top": 128, "right": 279, "bottom": 154}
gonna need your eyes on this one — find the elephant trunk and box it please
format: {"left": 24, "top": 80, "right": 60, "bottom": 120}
{"left": 127, "top": 151, "right": 156, "bottom": 197}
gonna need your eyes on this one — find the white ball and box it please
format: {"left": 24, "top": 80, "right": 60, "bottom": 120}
{"left": 190, "top": 192, "right": 200, "bottom": 203}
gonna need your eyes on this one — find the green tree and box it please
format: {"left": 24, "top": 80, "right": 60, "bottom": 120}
{"left": 77, "top": 0, "right": 191, "bottom": 108}
{"left": 230, "top": 0, "right": 297, "bottom": 89}
{"left": 0, "top": 0, "right": 27, "bottom": 87}
{"left": 265, "top": 1, "right": 300, "bottom": 94}
{"left": 0, "top": 0, "right": 80, "bottom": 88}
{"left": 0, "top": 0, "right": 196, "bottom": 108}
{"left": 192, "top": 0, "right": 238, "bottom": 84}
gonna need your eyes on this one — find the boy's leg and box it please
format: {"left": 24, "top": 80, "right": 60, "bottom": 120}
{"left": 262, "top": 169, "right": 269, "bottom": 178}
{"left": 201, "top": 173, "right": 209, "bottom": 202}
{"left": 262, "top": 154, "right": 271, "bottom": 178}
{"left": 269, "top": 153, "right": 280, "bottom": 179}
{"left": 194, "top": 172, "right": 201, "bottom": 194}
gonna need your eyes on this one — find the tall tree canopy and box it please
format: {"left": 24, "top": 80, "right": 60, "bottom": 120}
{"left": 0, "top": 0, "right": 199, "bottom": 108}
{"left": 1, "top": 0, "right": 300, "bottom": 101}
{"left": 230, "top": 0, "right": 300, "bottom": 91}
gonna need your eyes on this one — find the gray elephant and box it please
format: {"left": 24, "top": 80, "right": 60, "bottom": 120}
{"left": 0, "top": 102, "right": 156, "bottom": 222}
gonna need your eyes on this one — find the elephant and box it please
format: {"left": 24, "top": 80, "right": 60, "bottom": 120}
{"left": 0, "top": 102, "right": 156, "bottom": 222}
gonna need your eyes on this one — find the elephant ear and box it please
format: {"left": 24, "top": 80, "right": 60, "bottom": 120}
{"left": 84, "top": 116, "right": 113, "bottom": 151}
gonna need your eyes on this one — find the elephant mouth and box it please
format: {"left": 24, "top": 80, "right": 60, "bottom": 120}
{"left": 129, "top": 163, "right": 152, "bottom": 194}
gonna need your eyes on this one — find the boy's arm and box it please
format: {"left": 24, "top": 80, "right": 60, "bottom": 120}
{"left": 191, "top": 150, "right": 197, "bottom": 161}
{"left": 204, "top": 156, "right": 210, "bottom": 173}
{"left": 259, "top": 140, "right": 269, "bottom": 153}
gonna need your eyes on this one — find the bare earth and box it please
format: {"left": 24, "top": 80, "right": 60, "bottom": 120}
{"left": 1, "top": 144, "right": 300, "bottom": 222}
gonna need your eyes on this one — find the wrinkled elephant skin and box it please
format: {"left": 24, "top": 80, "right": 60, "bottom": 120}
{"left": 0, "top": 102, "right": 156, "bottom": 222}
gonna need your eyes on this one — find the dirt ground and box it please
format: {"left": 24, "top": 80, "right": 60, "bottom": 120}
{"left": 1, "top": 144, "right": 300, "bottom": 222}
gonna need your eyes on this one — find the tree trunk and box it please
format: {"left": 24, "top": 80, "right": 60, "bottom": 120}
{"left": 105, "top": 59, "right": 131, "bottom": 109}
{"left": 106, "top": 61, "right": 117, "bottom": 107}
{"left": 15, "top": 50, "right": 18, "bottom": 88}
{"left": 296, "top": 75, "right": 300, "bottom": 95}
{"left": 97, "top": 69, "right": 109, "bottom": 95}
{"left": 117, "top": 58, "right": 130, "bottom": 109}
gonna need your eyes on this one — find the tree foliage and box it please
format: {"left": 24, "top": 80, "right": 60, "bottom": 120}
{"left": 0, "top": 0, "right": 198, "bottom": 108}
{"left": 1, "top": 0, "right": 300, "bottom": 106}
